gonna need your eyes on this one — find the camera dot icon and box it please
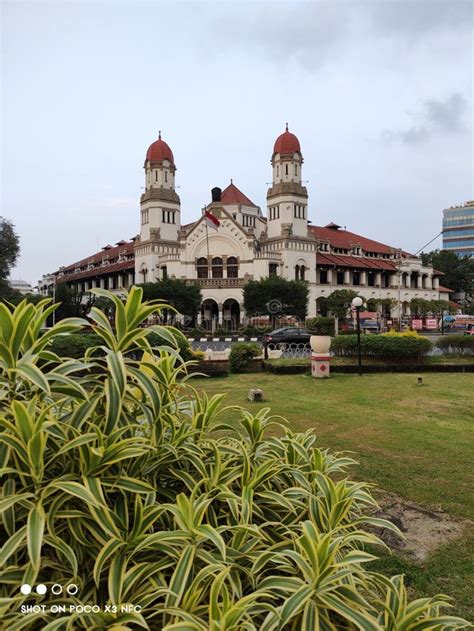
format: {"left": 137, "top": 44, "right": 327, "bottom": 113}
{"left": 20, "top": 584, "right": 31, "bottom": 595}
{"left": 51, "top": 584, "right": 62, "bottom": 595}
{"left": 36, "top": 584, "right": 47, "bottom": 595}
{"left": 67, "top": 584, "right": 78, "bottom": 596}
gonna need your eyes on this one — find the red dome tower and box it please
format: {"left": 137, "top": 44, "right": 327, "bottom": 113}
{"left": 266, "top": 124, "right": 308, "bottom": 239}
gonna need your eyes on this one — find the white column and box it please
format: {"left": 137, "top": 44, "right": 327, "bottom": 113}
{"left": 100, "top": 278, "right": 105, "bottom": 289}
{"left": 344, "top": 270, "right": 350, "bottom": 284}
{"left": 375, "top": 272, "right": 382, "bottom": 287}
{"left": 360, "top": 271, "right": 367, "bottom": 286}
{"left": 433, "top": 277, "right": 439, "bottom": 290}
{"left": 128, "top": 272, "right": 134, "bottom": 287}
{"left": 327, "top": 269, "right": 333, "bottom": 284}
{"left": 417, "top": 275, "right": 423, "bottom": 289}
{"left": 426, "top": 275, "right": 433, "bottom": 290}
{"left": 218, "top": 304, "right": 223, "bottom": 326}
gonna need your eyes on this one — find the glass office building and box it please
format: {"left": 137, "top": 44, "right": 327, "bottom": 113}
{"left": 442, "top": 200, "right": 474, "bottom": 257}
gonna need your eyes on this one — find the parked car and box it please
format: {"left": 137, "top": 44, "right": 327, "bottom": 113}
{"left": 263, "top": 327, "right": 311, "bottom": 347}
{"left": 464, "top": 323, "right": 474, "bottom": 336}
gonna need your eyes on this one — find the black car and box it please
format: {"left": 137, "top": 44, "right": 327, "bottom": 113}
{"left": 263, "top": 327, "right": 311, "bottom": 347}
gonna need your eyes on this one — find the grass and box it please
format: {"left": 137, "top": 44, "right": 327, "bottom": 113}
{"left": 190, "top": 372, "right": 474, "bottom": 621}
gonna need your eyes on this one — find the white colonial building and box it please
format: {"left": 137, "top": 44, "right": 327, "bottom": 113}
{"left": 51, "top": 126, "right": 450, "bottom": 328}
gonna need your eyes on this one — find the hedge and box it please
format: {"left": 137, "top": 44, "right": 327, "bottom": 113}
{"left": 49, "top": 330, "right": 198, "bottom": 362}
{"left": 49, "top": 333, "right": 104, "bottom": 359}
{"left": 331, "top": 333, "right": 433, "bottom": 360}
{"left": 229, "top": 342, "right": 261, "bottom": 373}
{"left": 435, "top": 334, "right": 474, "bottom": 355}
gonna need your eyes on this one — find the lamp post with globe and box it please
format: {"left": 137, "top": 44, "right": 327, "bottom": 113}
{"left": 352, "top": 296, "right": 364, "bottom": 376}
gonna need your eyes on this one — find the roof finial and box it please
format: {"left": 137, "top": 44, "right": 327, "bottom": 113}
{"left": 158, "top": 130, "right": 161, "bottom": 140}
{"left": 285, "top": 122, "right": 289, "bottom": 132}
{"left": 230, "top": 178, "right": 233, "bottom": 184}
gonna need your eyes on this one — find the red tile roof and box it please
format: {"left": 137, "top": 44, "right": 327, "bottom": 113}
{"left": 273, "top": 126, "right": 301, "bottom": 155}
{"left": 145, "top": 133, "right": 174, "bottom": 165}
{"left": 317, "top": 252, "right": 397, "bottom": 271}
{"left": 57, "top": 259, "right": 134, "bottom": 284}
{"left": 438, "top": 285, "right": 453, "bottom": 292}
{"left": 59, "top": 241, "right": 135, "bottom": 273}
{"left": 310, "top": 224, "right": 399, "bottom": 255}
{"left": 221, "top": 182, "right": 257, "bottom": 207}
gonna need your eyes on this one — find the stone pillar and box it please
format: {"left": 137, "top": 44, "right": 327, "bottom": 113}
{"left": 433, "top": 277, "right": 439, "bottom": 290}
{"left": 405, "top": 272, "right": 412, "bottom": 288}
{"left": 375, "top": 272, "right": 382, "bottom": 287}
{"left": 218, "top": 304, "right": 223, "bottom": 326}
{"left": 310, "top": 336, "right": 331, "bottom": 379}
{"left": 327, "top": 269, "right": 333, "bottom": 284}
{"left": 100, "top": 278, "right": 105, "bottom": 289}
{"left": 344, "top": 270, "right": 351, "bottom": 284}
{"left": 128, "top": 272, "right": 134, "bottom": 288}
{"left": 197, "top": 313, "right": 202, "bottom": 326}
{"left": 360, "top": 271, "right": 367, "bottom": 286}
{"left": 426, "top": 275, "right": 432, "bottom": 290}
{"left": 117, "top": 274, "right": 123, "bottom": 289}
{"left": 391, "top": 274, "right": 398, "bottom": 288}
{"left": 417, "top": 275, "right": 423, "bottom": 289}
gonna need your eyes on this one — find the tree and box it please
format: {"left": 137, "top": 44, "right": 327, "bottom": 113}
{"left": 410, "top": 298, "right": 431, "bottom": 317}
{"left": 243, "top": 276, "right": 308, "bottom": 326}
{"left": 0, "top": 217, "right": 20, "bottom": 298}
{"left": 421, "top": 250, "right": 474, "bottom": 294}
{"left": 323, "top": 289, "right": 359, "bottom": 320}
{"left": 138, "top": 279, "right": 202, "bottom": 325}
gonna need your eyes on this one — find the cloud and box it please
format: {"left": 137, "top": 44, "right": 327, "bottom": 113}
{"left": 369, "top": 0, "right": 473, "bottom": 39}
{"left": 383, "top": 92, "right": 469, "bottom": 144}
{"left": 207, "top": 1, "right": 472, "bottom": 71}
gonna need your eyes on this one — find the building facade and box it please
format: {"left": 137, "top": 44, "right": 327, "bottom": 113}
{"left": 442, "top": 200, "right": 474, "bottom": 257}
{"left": 51, "top": 127, "right": 449, "bottom": 327}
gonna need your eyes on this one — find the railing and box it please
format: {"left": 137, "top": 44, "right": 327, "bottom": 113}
{"left": 186, "top": 278, "right": 247, "bottom": 288}
{"left": 255, "top": 251, "right": 282, "bottom": 259}
{"left": 191, "top": 341, "right": 311, "bottom": 359}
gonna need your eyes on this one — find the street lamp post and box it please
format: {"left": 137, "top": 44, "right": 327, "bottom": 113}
{"left": 352, "top": 296, "right": 363, "bottom": 376}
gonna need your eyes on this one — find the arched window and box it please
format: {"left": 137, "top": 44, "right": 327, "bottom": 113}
{"left": 295, "top": 265, "right": 306, "bottom": 281}
{"left": 227, "top": 256, "right": 238, "bottom": 278}
{"left": 197, "top": 257, "right": 208, "bottom": 279}
{"left": 212, "top": 257, "right": 223, "bottom": 279}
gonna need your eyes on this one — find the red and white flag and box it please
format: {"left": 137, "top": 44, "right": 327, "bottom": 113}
{"left": 205, "top": 210, "right": 220, "bottom": 231}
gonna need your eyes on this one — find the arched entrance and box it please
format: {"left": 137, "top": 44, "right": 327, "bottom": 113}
{"left": 316, "top": 296, "right": 328, "bottom": 317}
{"left": 201, "top": 299, "right": 219, "bottom": 332}
{"left": 223, "top": 299, "right": 240, "bottom": 331}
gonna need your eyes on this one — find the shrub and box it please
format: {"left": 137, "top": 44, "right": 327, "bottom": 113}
{"left": 306, "top": 316, "right": 335, "bottom": 336}
{"left": 0, "top": 291, "right": 467, "bottom": 630}
{"left": 331, "top": 333, "right": 433, "bottom": 360}
{"left": 436, "top": 334, "right": 474, "bottom": 355}
{"left": 228, "top": 341, "right": 261, "bottom": 372}
{"left": 48, "top": 332, "right": 103, "bottom": 358}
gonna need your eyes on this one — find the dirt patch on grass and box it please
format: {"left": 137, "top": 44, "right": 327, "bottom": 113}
{"left": 373, "top": 491, "right": 469, "bottom": 562}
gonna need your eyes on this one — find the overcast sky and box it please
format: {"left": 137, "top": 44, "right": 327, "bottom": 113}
{"left": 2, "top": 0, "right": 473, "bottom": 284}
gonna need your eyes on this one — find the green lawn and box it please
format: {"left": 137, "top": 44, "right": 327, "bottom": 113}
{"left": 189, "top": 372, "right": 474, "bottom": 621}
